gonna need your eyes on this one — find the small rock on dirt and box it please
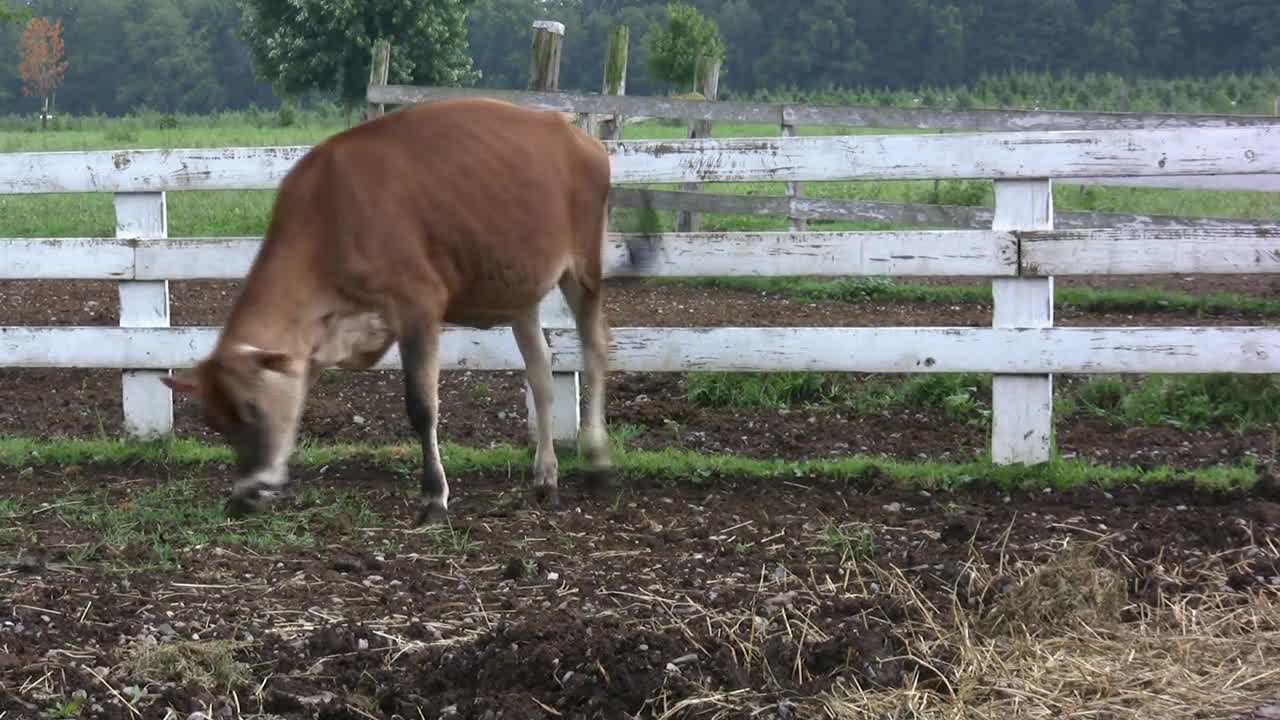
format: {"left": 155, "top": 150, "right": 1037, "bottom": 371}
{"left": 501, "top": 557, "right": 525, "bottom": 580}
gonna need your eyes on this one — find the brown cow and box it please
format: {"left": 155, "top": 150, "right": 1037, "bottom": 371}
{"left": 161, "top": 96, "right": 657, "bottom": 525}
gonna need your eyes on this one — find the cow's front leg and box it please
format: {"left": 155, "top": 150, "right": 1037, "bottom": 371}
{"left": 400, "top": 322, "right": 449, "bottom": 525}
{"left": 512, "top": 308, "right": 560, "bottom": 509}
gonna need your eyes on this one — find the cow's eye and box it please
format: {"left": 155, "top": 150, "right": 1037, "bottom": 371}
{"left": 238, "top": 400, "right": 264, "bottom": 427}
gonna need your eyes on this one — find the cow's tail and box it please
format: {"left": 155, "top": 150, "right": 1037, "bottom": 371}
{"left": 607, "top": 186, "right": 663, "bottom": 277}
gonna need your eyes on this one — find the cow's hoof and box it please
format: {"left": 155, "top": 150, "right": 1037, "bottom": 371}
{"left": 533, "top": 484, "right": 561, "bottom": 510}
{"left": 415, "top": 502, "right": 449, "bottom": 527}
{"left": 583, "top": 468, "right": 613, "bottom": 494}
{"left": 224, "top": 493, "right": 262, "bottom": 520}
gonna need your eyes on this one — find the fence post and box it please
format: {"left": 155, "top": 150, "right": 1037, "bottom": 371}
{"left": 780, "top": 106, "right": 806, "bottom": 232}
{"left": 366, "top": 39, "right": 391, "bottom": 121}
{"left": 116, "top": 192, "right": 172, "bottom": 438}
{"left": 598, "top": 24, "right": 629, "bottom": 142}
{"left": 525, "top": 19, "right": 581, "bottom": 448}
{"left": 676, "top": 56, "right": 721, "bottom": 233}
{"left": 990, "top": 179, "right": 1054, "bottom": 465}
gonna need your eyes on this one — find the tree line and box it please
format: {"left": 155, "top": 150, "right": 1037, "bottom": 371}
{"left": 1, "top": 0, "right": 1277, "bottom": 117}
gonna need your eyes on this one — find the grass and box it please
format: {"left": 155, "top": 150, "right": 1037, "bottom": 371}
{"left": 659, "top": 275, "right": 1280, "bottom": 318}
{"left": 683, "top": 368, "right": 1280, "bottom": 434}
{"left": 685, "top": 371, "right": 991, "bottom": 423}
{"left": 1072, "top": 373, "right": 1280, "bottom": 432}
{"left": 0, "top": 434, "right": 1262, "bottom": 496}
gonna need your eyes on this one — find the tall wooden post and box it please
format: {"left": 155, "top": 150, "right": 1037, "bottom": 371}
{"left": 117, "top": 192, "right": 171, "bottom": 438}
{"left": 990, "top": 179, "right": 1055, "bottom": 465}
{"left": 676, "top": 56, "right": 721, "bottom": 233}
{"left": 780, "top": 106, "right": 806, "bottom": 232}
{"left": 525, "top": 20, "right": 581, "bottom": 448}
{"left": 528, "top": 21, "right": 564, "bottom": 92}
{"left": 365, "top": 39, "right": 391, "bottom": 121}
{"left": 599, "top": 24, "right": 629, "bottom": 142}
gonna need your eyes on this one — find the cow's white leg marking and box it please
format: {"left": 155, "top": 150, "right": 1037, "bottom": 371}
{"left": 559, "top": 276, "right": 611, "bottom": 477}
{"left": 512, "top": 306, "right": 560, "bottom": 508}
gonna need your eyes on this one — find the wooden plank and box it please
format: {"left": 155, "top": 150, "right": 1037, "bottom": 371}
{"left": 115, "top": 192, "right": 172, "bottom": 439}
{"left": 369, "top": 84, "right": 780, "bottom": 124}
{"left": 368, "top": 84, "right": 1280, "bottom": 132}
{"left": 991, "top": 179, "right": 1055, "bottom": 466}
{"left": 11, "top": 231, "right": 1018, "bottom": 281}
{"left": 607, "top": 187, "right": 1280, "bottom": 230}
{"left": 608, "top": 126, "right": 1280, "bottom": 185}
{"left": 5, "top": 126, "right": 1277, "bottom": 195}
{"left": 1021, "top": 226, "right": 1280, "bottom": 276}
{"left": 4, "top": 325, "right": 1279, "bottom": 375}
{"left": 135, "top": 238, "right": 258, "bottom": 280}
{"left": 602, "top": 230, "right": 1018, "bottom": 277}
{"left": 0, "top": 238, "right": 134, "bottom": 279}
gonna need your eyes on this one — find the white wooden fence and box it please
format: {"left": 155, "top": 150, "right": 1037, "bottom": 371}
{"left": 2, "top": 124, "right": 1280, "bottom": 465}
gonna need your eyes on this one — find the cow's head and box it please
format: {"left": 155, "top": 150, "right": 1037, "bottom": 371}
{"left": 162, "top": 344, "right": 308, "bottom": 517}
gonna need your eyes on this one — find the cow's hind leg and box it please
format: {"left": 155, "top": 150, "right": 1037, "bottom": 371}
{"left": 400, "top": 321, "right": 449, "bottom": 526}
{"left": 559, "top": 275, "right": 611, "bottom": 488}
{"left": 512, "top": 306, "right": 561, "bottom": 509}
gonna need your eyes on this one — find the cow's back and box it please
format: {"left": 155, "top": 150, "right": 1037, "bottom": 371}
{"left": 271, "top": 97, "right": 612, "bottom": 318}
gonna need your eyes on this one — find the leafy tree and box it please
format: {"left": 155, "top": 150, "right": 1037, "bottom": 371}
{"left": 114, "top": 0, "right": 223, "bottom": 113}
{"left": 644, "top": 1, "right": 724, "bottom": 90}
{"left": 1, "top": 2, "right": 31, "bottom": 25}
{"left": 235, "top": 0, "right": 478, "bottom": 119}
{"left": 18, "top": 15, "right": 68, "bottom": 127}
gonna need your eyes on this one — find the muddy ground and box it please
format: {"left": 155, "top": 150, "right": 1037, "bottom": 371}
{"left": 4, "top": 274, "right": 1280, "bottom": 718}
{"left": 1, "top": 275, "right": 1278, "bottom": 470}
{"left": 2, "top": 461, "right": 1280, "bottom": 719}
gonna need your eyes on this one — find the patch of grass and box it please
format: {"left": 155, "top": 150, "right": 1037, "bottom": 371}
{"left": 816, "top": 522, "right": 879, "bottom": 563}
{"left": 653, "top": 275, "right": 1280, "bottom": 319}
{"left": 684, "top": 371, "right": 992, "bottom": 423}
{"left": 685, "top": 371, "right": 849, "bottom": 408}
{"left": 84, "top": 485, "right": 315, "bottom": 559}
{"left": 0, "top": 435, "right": 1260, "bottom": 499}
{"left": 1072, "top": 374, "right": 1280, "bottom": 431}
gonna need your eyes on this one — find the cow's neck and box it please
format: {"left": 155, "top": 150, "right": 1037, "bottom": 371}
{"left": 217, "top": 252, "right": 330, "bottom": 361}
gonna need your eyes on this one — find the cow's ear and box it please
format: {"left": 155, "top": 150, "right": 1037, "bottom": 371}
{"left": 230, "top": 343, "right": 296, "bottom": 376}
{"left": 250, "top": 350, "right": 293, "bottom": 375}
{"left": 161, "top": 370, "right": 200, "bottom": 394}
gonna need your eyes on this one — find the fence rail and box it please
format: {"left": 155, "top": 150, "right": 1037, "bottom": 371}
{"left": 369, "top": 84, "right": 1280, "bottom": 133}
{"left": 4, "top": 326, "right": 1275, "bottom": 376}
{"left": 7, "top": 226, "right": 1280, "bottom": 281}
{"left": 3, "top": 121, "right": 1280, "bottom": 465}
{"left": 2, "top": 126, "right": 1277, "bottom": 195}
{"left": 606, "top": 188, "right": 1280, "bottom": 231}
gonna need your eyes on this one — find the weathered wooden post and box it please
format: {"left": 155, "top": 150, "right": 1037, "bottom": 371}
{"left": 365, "top": 39, "right": 391, "bottom": 121}
{"left": 117, "top": 191, "right": 171, "bottom": 438}
{"left": 990, "top": 179, "right": 1055, "bottom": 465}
{"left": 676, "top": 56, "right": 721, "bottom": 233}
{"left": 528, "top": 20, "right": 563, "bottom": 91}
{"left": 525, "top": 20, "right": 581, "bottom": 448}
{"left": 598, "top": 24, "right": 629, "bottom": 142}
{"left": 780, "top": 107, "right": 806, "bottom": 231}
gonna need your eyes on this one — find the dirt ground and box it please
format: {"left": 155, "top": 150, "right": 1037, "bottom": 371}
{"left": 4, "top": 274, "right": 1280, "bottom": 718}
{"left": 1, "top": 275, "right": 1277, "bottom": 470}
{"left": 2, "top": 460, "right": 1280, "bottom": 719}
